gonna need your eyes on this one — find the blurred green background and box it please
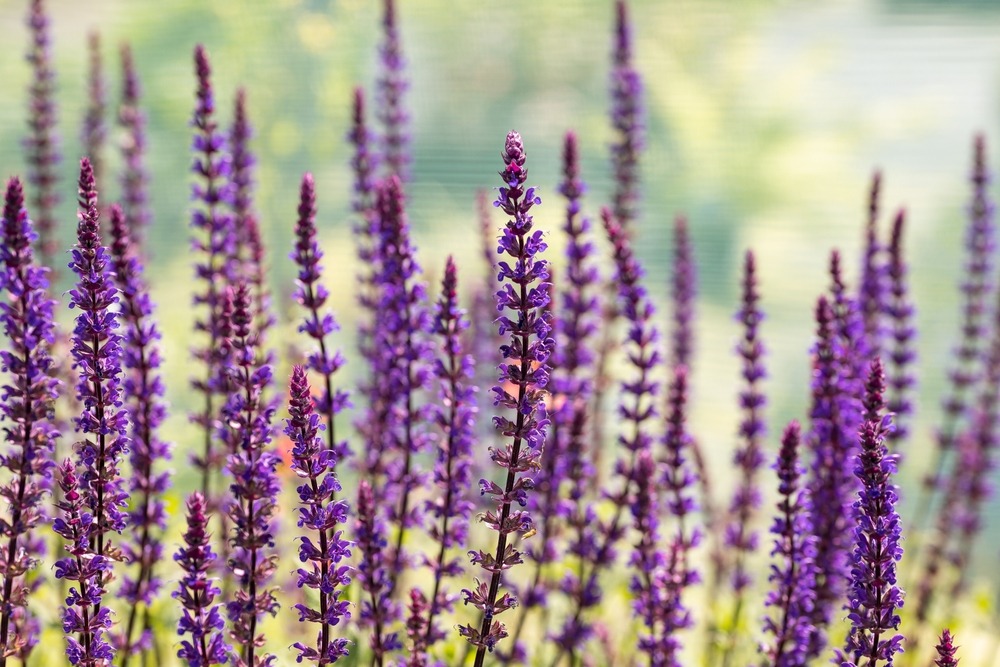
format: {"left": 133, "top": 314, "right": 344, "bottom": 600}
{"left": 1, "top": 0, "right": 1000, "bottom": 663}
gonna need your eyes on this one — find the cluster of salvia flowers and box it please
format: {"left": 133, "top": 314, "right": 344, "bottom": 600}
{"left": 2, "top": 1, "right": 1000, "bottom": 666}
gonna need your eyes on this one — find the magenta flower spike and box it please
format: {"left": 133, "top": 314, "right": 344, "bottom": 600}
{"left": 118, "top": 43, "right": 152, "bottom": 248}
{"left": 460, "top": 131, "right": 552, "bottom": 664}
{"left": 24, "top": 0, "right": 60, "bottom": 268}
{"left": 0, "top": 177, "right": 60, "bottom": 663}
{"left": 82, "top": 32, "right": 107, "bottom": 194}
{"left": 376, "top": 0, "right": 410, "bottom": 181}
{"left": 174, "top": 492, "right": 231, "bottom": 666}
{"left": 609, "top": 0, "right": 644, "bottom": 231}
{"left": 934, "top": 630, "right": 959, "bottom": 667}
{"left": 108, "top": 204, "right": 171, "bottom": 663}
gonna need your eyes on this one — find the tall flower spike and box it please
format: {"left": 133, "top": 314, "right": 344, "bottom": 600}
{"left": 174, "top": 492, "right": 231, "bottom": 666}
{"left": 221, "top": 283, "right": 280, "bottom": 667}
{"left": 24, "top": 0, "right": 60, "bottom": 267}
{"left": 286, "top": 366, "right": 352, "bottom": 665}
{"left": 189, "top": 44, "right": 237, "bottom": 507}
{"left": 376, "top": 0, "right": 410, "bottom": 181}
{"left": 0, "top": 177, "right": 60, "bottom": 664}
{"left": 760, "top": 421, "right": 817, "bottom": 667}
{"left": 460, "top": 131, "right": 552, "bottom": 664}
{"left": 609, "top": 0, "right": 644, "bottom": 231}
{"left": 918, "top": 135, "right": 995, "bottom": 520}
{"left": 628, "top": 449, "right": 666, "bottom": 663}
{"left": 416, "top": 257, "right": 476, "bottom": 661}
{"left": 722, "top": 250, "right": 767, "bottom": 640}
{"left": 118, "top": 43, "right": 152, "bottom": 248}
{"left": 884, "top": 210, "right": 916, "bottom": 449}
{"left": 108, "top": 204, "right": 172, "bottom": 663}
{"left": 934, "top": 630, "right": 959, "bottom": 667}
{"left": 670, "top": 216, "right": 695, "bottom": 369}
{"left": 355, "top": 480, "right": 400, "bottom": 666}
{"left": 82, "top": 32, "right": 107, "bottom": 194}
{"left": 838, "top": 358, "right": 904, "bottom": 667}
{"left": 858, "top": 170, "right": 885, "bottom": 358}
{"left": 58, "top": 158, "right": 130, "bottom": 665}
{"left": 291, "top": 173, "right": 351, "bottom": 463}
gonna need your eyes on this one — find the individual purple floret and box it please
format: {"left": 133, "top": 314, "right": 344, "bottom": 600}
{"left": 24, "top": 0, "right": 60, "bottom": 267}
{"left": 355, "top": 480, "right": 400, "bottom": 667}
{"left": 0, "top": 177, "right": 60, "bottom": 663}
{"left": 221, "top": 283, "right": 279, "bottom": 667}
{"left": 174, "top": 492, "right": 230, "bottom": 666}
{"left": 285, "top": 366, "right": 352, "bottom": 665}
{"left": 53, "top": 460, "right": 113, "bottom": 666}
{"left": 417, "top": 257, "right": 475, "bottom": 660}
{"left": 82, "top": 32, "right": 107, "bottom": 194}
{"left": 376, "top": 0, "right": 410, "bottom": 181}
{"left": 934, "top": 630, "right": 959, "bottom": 667}
{"left": 837, "top": 358, "right": 904, "bottom": 667}
{"left": 118, "top": 43, "right": 152, "bottom": 248}
{"left": 858, "top": 171, "right": 885, "bottom": 358}
{"left": 804, "top": 295, "right": 859, "bottom": 660}
{"left": 760, "top": 421, "right": 817, "bottom": 667}
{"left": 189, "top": 44, "right": 237, "bottom": 503}
{"left": 609, "top": 0, "right": 644, "bottom": 231}
{"left": 883, "top": 210, "right": 916, "bottom": 449}
{"left": 460, "top": 131, "right": 553, "bottom": 664}
{"left": 108, "top": 204, "right": 171, "bottom": 662}
{"left": 291, "top": 173, "right": 350, "bottom": 464}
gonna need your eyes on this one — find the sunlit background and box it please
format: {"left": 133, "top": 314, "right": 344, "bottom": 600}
{"left": 1, "top": 0, "right": 999, "bottom": 663}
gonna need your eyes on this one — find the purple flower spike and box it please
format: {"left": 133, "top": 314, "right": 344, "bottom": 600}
{"left": 724, "top": 250, "right": 767, "bottom": 602}
{"left": 286, "top": 366, "right": 352, "bottom": 665}
{"left": 0, "top": 177, "right": 60, "bottom": 662}
{"left": 118, "top": 43, "right": 152, "bottom": 248}
{"left": 884, "top": 210, "right": 916, "bottom": 449}
{"left": 629, "top": 449, "right": 666, "bottom": 663}
{"left": 24, "top": 0, "right": 60, "bottom": 267}
{"left": 82, "top": 32, "right": 107, "bottom": 194}
{"left": 221, "top": 283, "right": 280, "bottom": 667}
{"left": 934, "top": 630, "right": 959, "bottom": 667}
{"left": 108, "top": 204, "right": 171, "bottom": 662}
{"left": 62, "top": 159, "right": 130, "bottom": 663}
{"left": 376, "top": 0, "right": 410, "bottom": 181}
{"left": 670, "top": 216, "right": 696, "bottom": 369}
{"left": 417, "top": 257, "right": 476, "bottom": 659}
{"left": 838, "top": 358, "right": 904, "bottom": 667}
{"left": 189, "top": 44, "right": 237, "bottom": 504}
{"left": 292, "top": 173, "right": 351, "bottom": 464}
{"left": 461, "top": 131, "right": 552, "bottom": 665}
{"left": 174, "top": 492, "right": 231, "bottom": 666}
{"left": 355, "top": 480, "right": 400, "bottom": 667}
{"left": 610, "top": 0, "right": 644, "bottom": 231}
{"left": 858, "top": 171, "right": 885, "bottom": 358}
{"left": 760, "top": 421, "right": 817, "bottom": 667}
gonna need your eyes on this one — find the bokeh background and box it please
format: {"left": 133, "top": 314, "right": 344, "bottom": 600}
{"left": 1, "top": 0, "right": 1000, "bottom": 663}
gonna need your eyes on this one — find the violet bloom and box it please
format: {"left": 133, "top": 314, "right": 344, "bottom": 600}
{"left": 376, "top": 0, "right": 410, "bottom": 181}
{"left": 724, "top": 251, "right": 767, "bottom": 608}
{"left": 174, "top": 492, "right": 230, "bottom": 666}
{"left": 0, "top": 177, "right": 59, "bottom": 663}
{"left": 285, "top": 366, "right": 352, "bottom": 665}
{"left": 118, "top": 43, "right": 152, "bottom": 247}
{"left": 934, "top": 630, "right": 958, "bottom": 667}
{"left": 858, "top": 171, "right": 885, "bottom": 358}
{"left": 670, "top": 216, "right": 695, "bottom": 369}
{"left": 108, "top": 204, "right": 171, "bottom": 662}
{"left": 189, "top": 44, "right": 237, "bottom": 501}
{"left": 629, "top": 449, "right": 666, "bottom": 663}
{"left": 460, "top": 131, "right": 553, "bottom": 663}
{"left": 292, "top": 173, "right": 351, "bottom": 463}
{"left": 884, "top": 210, "right": 916, "bottom": 449}
{"left": 221, "top": 283, "right": 279, "bottom": 667}
{"left": 838, "top": 358, "right": 904, "bottom": 667}
{"left": 418, "top": 257, "right": 475, "bottom": 659}
{"left": 355, "top": 480, "right": 400, "bottom": 667}
{"left": 760, "top": 421, "right": 817, "bottom": 667}
{"left": 82, "top": 32, "right": 107, "bottom": 194}
{"left": 609, "top": 0, "right": 643, "bottom": 231}
{"left": 24, "top": 0, "right": 60, "bottom": 267}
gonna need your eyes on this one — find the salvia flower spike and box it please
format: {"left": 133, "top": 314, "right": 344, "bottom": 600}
{"left": 760, "top": 421, "right": 817, "bottom": 667}
{"left": 609, "top": 0, "right": 644, "bottom": 231}
{"left": 460, "top": 130, "right": 552, "bottom": 664}
{"left": 174, "top": 492, "right": 231, "bottom": 666}
{"left": 82, "top": 32, "right": 107, "bottom": 194}
{"left": 285, "top": 366, "right": 352, "bottom": 665}
{"left": 858, "top": 170, "right": 885, "bottom": 358}
{"left": 0, "top": 177, "right": 59, "bottom": 663}
{"left": 934, "top": 630, "right": 959, "bottom": 667}
{"left": 884, "top": 210, "right": 916, "bottom": 449}
{"left": 355, "top": 479, "right": 399, "bottom": 666}
{"left": 838, "top": 358, "right": 904, "bottom": 667}
{"left": 118, "top": 43, "right": 152, "bottom": 247}
{"left": 108, "top": 204, "right": 171, "bottom": 663}
{"left": 376, "top": 0, "right": 410, "bottom": 181}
